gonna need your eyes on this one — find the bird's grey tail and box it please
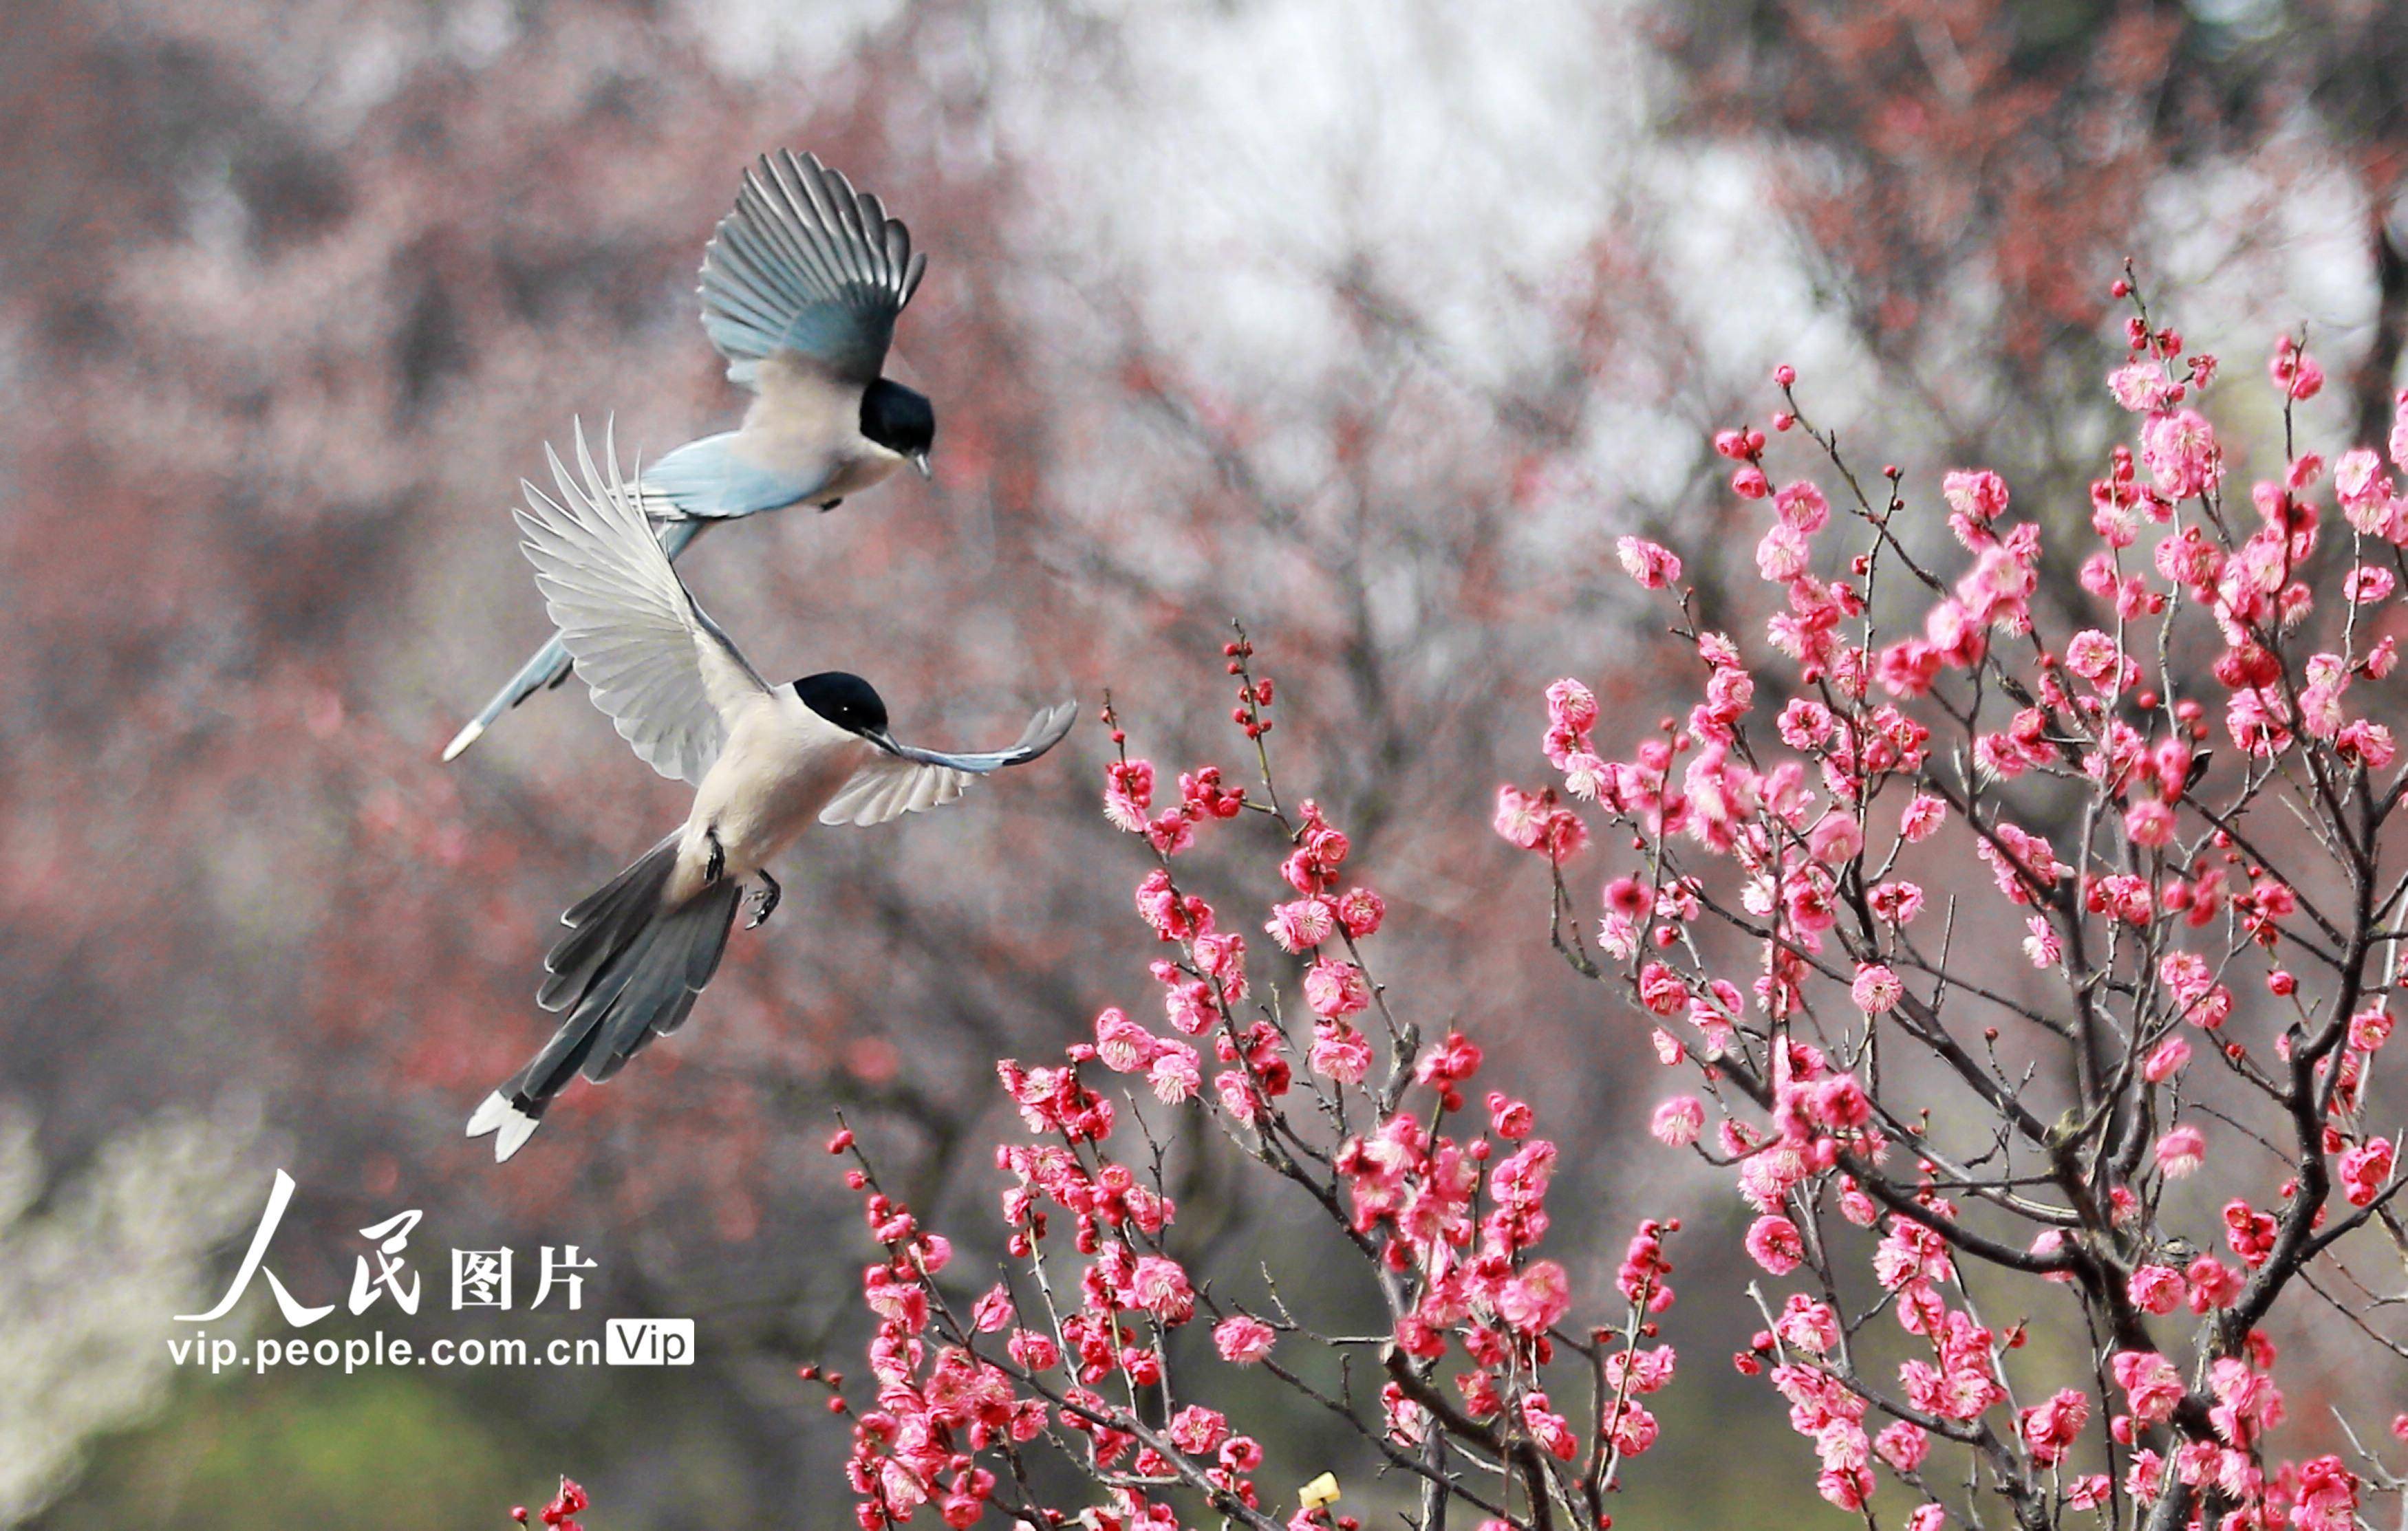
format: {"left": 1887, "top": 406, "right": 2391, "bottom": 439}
{"left": 442, "top": 635, "right": 574, "bottom": 762}
{"left": 442, "top": 517, "right": 706, "bottom": 763}
{"left": 466, "top": 834, "right": 743, "bottom": 1162}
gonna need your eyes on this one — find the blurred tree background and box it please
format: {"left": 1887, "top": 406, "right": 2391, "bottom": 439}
{"left": 2, "top": 0, "right": 2403, "bottom": 1525}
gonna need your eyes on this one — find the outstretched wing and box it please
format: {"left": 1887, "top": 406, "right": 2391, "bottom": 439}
{"left": 698, "top": 151, "right": 925, "bottom": 388}
{"left": 513, "top": 419, "right": 772, "bottom": 785}
{"left": 819, "top": 699, "right": 1079, "bottom": 828}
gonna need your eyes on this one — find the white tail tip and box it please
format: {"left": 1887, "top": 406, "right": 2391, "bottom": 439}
{"left": 465, "top": 1092, "right": 541, "bottom": 1162}
{"left": 464, "top": 1090, "right": 511, "bottom": 1136}
{"left": 440, "top": 717, "right": 486, "bottom": 763}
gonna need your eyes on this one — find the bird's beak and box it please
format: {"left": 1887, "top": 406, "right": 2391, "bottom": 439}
{"left": 866, "top": 728, "right": 905, "bottom": 757}
{"left": 909, "top": 451, "right": 932, "bottom": 479}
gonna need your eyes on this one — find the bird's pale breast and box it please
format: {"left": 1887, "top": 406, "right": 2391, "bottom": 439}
{"left": 738, "top": 354, "right": 899, "bottom": 499}
{"left": 670, "top": 704, "right": 868, "bottom": 902}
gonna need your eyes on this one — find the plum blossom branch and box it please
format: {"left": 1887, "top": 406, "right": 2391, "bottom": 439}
{"left": 810, "top": 633, "right": 1681, "bottom": 1531}
{"left": 1509, "top": 273, "right": 2408, "bottom": 1531}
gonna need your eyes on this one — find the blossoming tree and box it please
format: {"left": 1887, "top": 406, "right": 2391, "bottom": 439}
{"left": 805, "top": 272, "right": 2408, "bottom": 1531}
{"left": 1505, "top": 273, "right": 2408, "bottom": 1531}
{"left": 810, "top": 645, "right": 1679, "bottom": 1531}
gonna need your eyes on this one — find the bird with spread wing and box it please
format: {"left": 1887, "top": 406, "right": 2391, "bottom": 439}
{"left": 466, "top": 421, "right": 1074, "bottom": 1162}
{"left": 444, "top": 151, "right": 938, "bottom": 763}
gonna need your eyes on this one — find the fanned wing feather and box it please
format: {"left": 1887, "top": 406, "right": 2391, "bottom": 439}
{"left": 513, "top": 420, "right": 771, "bottom": 785}
{"left": 820, "top": 699, "right": 1078, "bottom": 828}
{"left": 698, "top": 151, "right": 926, "bottom": 387}
{"left": 820, "top": 760, "right": 970, "bottom": 828}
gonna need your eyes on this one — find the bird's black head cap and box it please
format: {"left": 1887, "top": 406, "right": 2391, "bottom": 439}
{"left": 794, "top": 671, "right": 890, "bottom": 737}
{"left": 861, "top": 378, "right": 935, "bottom": 460}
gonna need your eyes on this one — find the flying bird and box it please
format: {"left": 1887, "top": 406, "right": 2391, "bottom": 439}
{"left": 466, "top": 422, "right": 1073, "bottom": 1162}
{"left": 443, "top": 151, "right": 936, "bottom": 762}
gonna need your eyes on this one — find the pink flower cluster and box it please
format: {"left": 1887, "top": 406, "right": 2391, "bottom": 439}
{"left": 507, "top": 1478, "right": 589, "bottom": 1531}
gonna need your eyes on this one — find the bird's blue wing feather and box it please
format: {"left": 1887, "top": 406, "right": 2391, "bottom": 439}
{"left": 698, "top": 151, "right": 925, "bottom": 387}
{"left": 640, "top": 433, "right": 830, "bottom": 519}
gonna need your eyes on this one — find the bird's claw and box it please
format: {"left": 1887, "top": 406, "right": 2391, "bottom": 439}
{"left": 745, "top": 870, "right": 782, "bottom": 931}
